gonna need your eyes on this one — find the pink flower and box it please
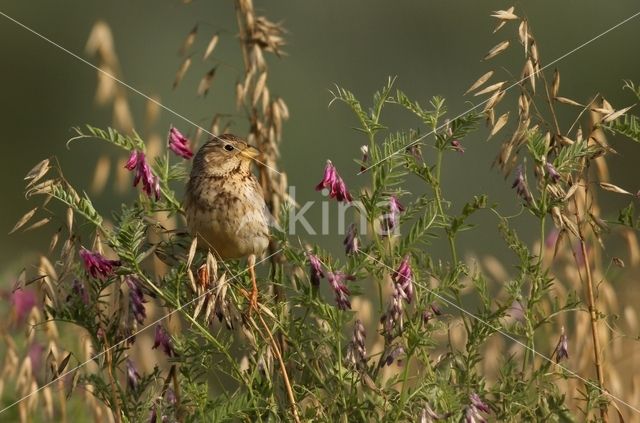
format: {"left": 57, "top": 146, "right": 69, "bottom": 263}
{"left": 10, "top": 288, "right": 37, "bottom": 323}
{"left": 451, "top": 140, "right": 465, "bottom": 154}
{"left": 393, "top": 255, "right": 413, "bottom": 304}
{"left": 79, "top": 248, "right": 120, "bottom": 279}
{"left": 326, "top": 271, "right": 355, "bottom": 310}
{"left": 315, "top": 160, "right": 353, "bottom": 202}
{"left": 307, "top": 252, "right": 325, "bottom": 286}
{"left": 125, "top": 150, "right": 161, "bottom": 200}
{"left": 168, "top": 126, "right": 193, "bottom": 159}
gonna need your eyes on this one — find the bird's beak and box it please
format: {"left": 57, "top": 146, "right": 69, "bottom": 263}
{"left": 240, "top": 145, "right": 261, "bottom": 160}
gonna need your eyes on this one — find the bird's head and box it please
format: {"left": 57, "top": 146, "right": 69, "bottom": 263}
{"left": 191, "top": 134, "right": 260, "bottom": 177}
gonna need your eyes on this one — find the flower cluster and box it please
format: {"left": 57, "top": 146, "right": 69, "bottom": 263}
{"left": 126, "top": 359, "right": 141, "bottom": 390}
{"left": 511, "top": 165, "right": 533, "bottom": 205}
{"left": 125, "top": 150, "right": 160, "bottom": 200}
{"left": 126, "top": 276, "right": 147, "bottom": 325}
{"left": 152, "top": 325, "right": 176, "bottom": 357}
{"left": 393, "top": 255, "right": 414, "bottom": 303}
{"left": 168, "top": 126, "right": 194, "bottom": 159}
{"left": 307, "top": 252, "right": 324, "bottom": 287}
{"left": 382, "top": 195, "right": 404, "bottom": 234}
{"left": 545, "top": 161, "right": 560, "bottom": 183}
{"left": 465, "top": 393, "right": 490, "bottom": 423}
{"left": 345, "top": 319, "right": 367, "bottom": 369}
{"left": 343, "top": 223, "right": 359, "bottom": 255}
{"left": 79, "top": 248, "right": 121, "bottom": 279}
{"left": 315, "top": 160, "right": 352, "bottom": 202}
{"left": 327, "top": 271, "right": 355, "bottom": 310}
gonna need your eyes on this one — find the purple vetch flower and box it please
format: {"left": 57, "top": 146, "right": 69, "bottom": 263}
{"left": 511, "top": 165, "right": 533, "bottom": 205}
{"left": 345, "top": 319, "right": 367, "bottom": 368}
{"left": 406, "top": 144, "right": 423, "bottom": 162}
{"left": 392, "top": 255, "right": 414, "bottom": 304}
{"left": 465, "top": 393, "right": 490, "bottom": 423}
{"left": 381, "top": 285, "right": 404, "bottom": 338}
{"left": 326, "top": 271, "right": 355, "bottom": 310}
{"left": 422, "top": 309, "right": 434, "bottom": 325}
{"left": 430, "top": 302, "right": 442, "bottom": 316}
{"left": 545, "top": 161, "right": 560, "bottom": 183}
{"left": 420, "top": 403, "right": 444, "bottom": 423}
{"left": 307, "top": 252, "right": 325, "bottom": 287}
{"left": 343, "top": 223, "right": 359, "bottom": 255}
{"left": 165, "top": 387, "right": 177, "bottom": 405}
{"left": 79, "top": 247, "right": 121, "bottom": 279}
{"left": 70, "top": 279, "right": 90, "bottom": 305}
{"left": 126, "top": 359, "right": 141, "bottom": 390}
{"left": 382, "top": 195, "right": 405, "bottom": 235}
{"left": 451, "top": 140, "right": 465, "bottom": 154}
{"left": 152, "top": 325, "right": 176, "bottom": 357}
{"left": 359, "top": 145, "right": 369, "bottom": 172}
{"left": 126, "top": 276, "right": 147, "bottom": 325}
{"left": 315, "top": 160, "right": 353, "bottom": 202}
{"left": 555, "top": 329, "right": 569, "bottom": 362}
{"left": 10, "top": 288, "right": 37, "bottom": 323}
{"left": 380, "top": 344, "right": 405, "bottom": 367}
{"left": 148, "top": 404, "right": 158, "bottom": 423}
{"left": 125, "top": 150, "right": 161, "bottom": 200}
{"left": 168, "top": 126, "right": 194, "bottom": 159}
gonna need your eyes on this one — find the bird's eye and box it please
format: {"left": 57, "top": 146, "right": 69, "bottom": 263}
{"left": 223, "top": 144, "right": 234, "bottom": 152}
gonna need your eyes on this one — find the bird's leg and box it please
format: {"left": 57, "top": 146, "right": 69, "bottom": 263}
{"left": 248, "top": 254, "right": 259, "bottom": 311}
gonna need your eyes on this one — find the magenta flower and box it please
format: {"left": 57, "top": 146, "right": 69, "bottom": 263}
{"left": 326, "top": 271, "right": 355, "bottom": 310}
{"left": 79, "top": 247, "right": 120, "bottom": 279}
{"left": 393, "top": 255, "right": 414, "bottom": 304}
{"left": 125, "top": 150, "right": 160, "bottom": 200}
{"left": 383, "top": 195, "right": 405, "bottom": 234}
{"left": 343, "top": 223, "right": 359, "bottom": 255}
{"left": 451, "top": 139, "right": 465, "bottom": 154}
{"left": 168, "top": 126, "right": 193, "bottom": 159}
{"left": 315, "top": 160, "right": 353, "bottom": 202}
{"left": 307, "top": 252, "right": 325, "bottom": 286}
{"left": 152, "top": 325, "right": 176, "bottom": 357}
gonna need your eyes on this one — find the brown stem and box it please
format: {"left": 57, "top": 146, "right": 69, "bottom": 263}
{"left": 99, "top": 327, "right": 122, "bottom": 423}
{"left": 252, "top": 313, "right": 301, "bottom": 422}
{"left": 572, "top": 192, "right": 608, "bottom": 422}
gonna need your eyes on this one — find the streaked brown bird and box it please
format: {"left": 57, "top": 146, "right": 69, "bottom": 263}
{"left": 184, "top": 134, "right": 270, "bottom": 309}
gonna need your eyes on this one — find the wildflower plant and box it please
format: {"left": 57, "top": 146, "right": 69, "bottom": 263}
{"left": 4, "top": 4, "right": 640, "bottom": 423}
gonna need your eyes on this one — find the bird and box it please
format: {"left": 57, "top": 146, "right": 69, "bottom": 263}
{"left": 184, "top": 134, "right": 270, "bottom": 310}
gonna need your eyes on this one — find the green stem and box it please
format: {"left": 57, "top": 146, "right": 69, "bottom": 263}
{"left": 433, "top": 150, "right": 458, "bottom": 264}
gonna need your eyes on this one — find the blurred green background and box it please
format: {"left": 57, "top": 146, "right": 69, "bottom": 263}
{"left": 1, "top": 0, "right": 639, "bottom": 279}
